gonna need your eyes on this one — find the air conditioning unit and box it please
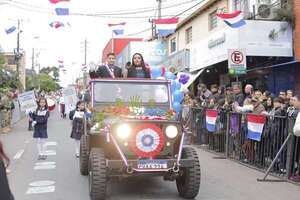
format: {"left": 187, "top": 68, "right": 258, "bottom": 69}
{"left": 255, "top": 0, "right": 279, "bottom": 20}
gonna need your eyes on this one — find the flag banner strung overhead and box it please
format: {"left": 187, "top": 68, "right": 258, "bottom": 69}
{"left": 216, "top": 10, "right": 246, "bottom": 28}
{"left": 5, "top": 26, "right": 16, "bottom": 34}
{"left": 58, "top": 60, "right": 64, "bottom": 68}
{"left": 49, "top": 0, "right": 70, "bottom": 4}
{"left": 247, "top": 114, "right": 266, "bottom": 142}
{"left": 49, "top": 21, "right": 64, "bottom": 28}
{"left": 154, "top": 18, "right": 178, "bottom": 37}
{"left": 206, "top": 109, "right": 218, "bottom": 132}
{"left": 108, "top": 22, "right": 126, "bottom": 35}
{"left": 55, "top": 8, "right": 69, "bottom": 16}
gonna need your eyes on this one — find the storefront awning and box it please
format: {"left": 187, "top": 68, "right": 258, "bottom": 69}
{"left": 177, "top": 69, "right": 204, "bottom": 91}
{"left": 247, "top": 60, "right": 299, "bottom": 72}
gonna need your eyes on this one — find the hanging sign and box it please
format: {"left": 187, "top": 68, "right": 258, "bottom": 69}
{"left": 228, "top": 49, "right": 247, "bottom": 75}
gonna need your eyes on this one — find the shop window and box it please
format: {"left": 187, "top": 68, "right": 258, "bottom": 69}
{"left": 185, "top": 27, "right": 192, "bottom": 45}
{"left": 209, "top": 10, "right": 218, "bottom": 30}
{"left": 170, "top": 37, "right": 176, "bottom": 53}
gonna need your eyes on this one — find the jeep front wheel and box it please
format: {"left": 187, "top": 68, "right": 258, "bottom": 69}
{"left": 80, "top": 135, "right": 89, "bottom": 175}
{"left": 89, "top": 148, "right": 107, "bottom": 200}
{"left": 176, "top": 147, "right": 201, "bottom": 199}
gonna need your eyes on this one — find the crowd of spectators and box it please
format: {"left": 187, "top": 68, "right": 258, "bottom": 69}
{"left": 183, "top": 83, "right": 300, "bottom": 119}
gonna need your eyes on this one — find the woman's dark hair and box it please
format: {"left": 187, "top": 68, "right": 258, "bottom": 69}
{"left": 131, "top": 53, "right": 148, "bottom": 72}
{"left": 37, "top": 97, "right": 48, "bottom": 110}
{"left": 217, "top": 98, "right": 225, "bottom": 107}
{"left": 76, "top": 100, "right": 85, "bottom": 110}
{"left": 267, "top": 96, "right": 274, "bottom": 107}
{"left": 0, "top": 140, "right": 9, "bottom": 165}
{"left": 218, "top": 86, "right": 225, "bottom": 95}
{"left": 264, "top": 90, "right": 271, "bottom": 97}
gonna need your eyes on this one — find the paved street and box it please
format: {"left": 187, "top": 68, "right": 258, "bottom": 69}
{"left": 1, "top": 109, "right": 300, "bottom": 200}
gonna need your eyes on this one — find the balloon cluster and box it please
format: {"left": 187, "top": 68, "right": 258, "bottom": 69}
{"left": 179, "top": 74, "right": 190, "bottom": 84}
{"left": 150, "top": 66, "right": 190, "bottom": 113}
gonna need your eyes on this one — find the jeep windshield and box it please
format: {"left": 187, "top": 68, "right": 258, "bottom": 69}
{"left": 93, "top": 81, "right": 170, "bottom": 104}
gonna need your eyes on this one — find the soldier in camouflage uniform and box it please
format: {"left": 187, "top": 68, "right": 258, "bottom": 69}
{"left": 0, "top": 92, "right": 13, "bottom": 133}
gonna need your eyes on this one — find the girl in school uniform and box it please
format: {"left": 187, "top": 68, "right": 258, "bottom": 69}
{"left": 69, "top": 101, "right": 86, "bottom": 158}
{"left": 32, "top": 97, "right": 50, "bottom": 160}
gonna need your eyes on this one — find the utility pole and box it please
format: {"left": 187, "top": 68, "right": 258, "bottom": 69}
{"left": 81, "top": 38, "right": 89, "bottom": 90}
{"left": 157, "top": 0, "right": 162, "bottom": 40}
{"left": 84, "top": 38, "right": 87, "bottom": 66}
{"left": 31, "top": 48, "right": 35, "bottom": 71}
{"left": 15, "top": 19, "right": 22, "bottom": 89}
{"left": 157, "top": 0, "right": 162, "bottom": 19}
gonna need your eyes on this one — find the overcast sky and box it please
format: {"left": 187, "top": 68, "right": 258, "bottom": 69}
{"left": 0, "top": 0, "right": 202, "bottom": 87}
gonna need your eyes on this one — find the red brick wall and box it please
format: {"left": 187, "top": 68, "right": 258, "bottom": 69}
{"left": 294, "top": 0, "right": 300, "bottom": 60}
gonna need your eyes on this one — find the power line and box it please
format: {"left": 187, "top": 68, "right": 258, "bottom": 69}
{"left": 94, "top": 0, "right": 198, "bottom": 16}
{"left": 174, "top": 0, "right": 206, "bottom": 17}
{"left": 4, "top": 1, "right": 193, "bottom": 19}
{"left": 4, "top": 0, "right": 198, "bottom": 16}
{"left": 126, "top": 0, "right": 204, "bottom": 36}
{"left": 125, "top": 27, "right": 152, "bottom": 37}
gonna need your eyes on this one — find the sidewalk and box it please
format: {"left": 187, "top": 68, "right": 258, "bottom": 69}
{"left": 197, "top": 147, "right": 300, "bottom": 200}
{"left": 0, "top": 117, "right": 32, "bottom": 162}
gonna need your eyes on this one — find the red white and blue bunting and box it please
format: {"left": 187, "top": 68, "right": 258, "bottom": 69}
{"left": 130, "top": 124, "right": 165, "bottom": 158}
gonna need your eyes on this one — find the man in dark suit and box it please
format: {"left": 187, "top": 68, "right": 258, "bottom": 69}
{"left": 89, "top": 53, "right": 122, "bottom": 78}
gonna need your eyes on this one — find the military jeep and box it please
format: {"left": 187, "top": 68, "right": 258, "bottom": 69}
{"left": 80, "top": 79, "right": 201, "bottom": 200}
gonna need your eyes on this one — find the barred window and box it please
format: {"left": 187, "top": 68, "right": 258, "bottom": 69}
{"left": 170, "top": 37, "right": 176, "bottom": 53}
{"left": 185, "top": 27, "right": 192, "bottom": 44}
{"left": 209, "top": 10, "right": 218, "bottom": 30}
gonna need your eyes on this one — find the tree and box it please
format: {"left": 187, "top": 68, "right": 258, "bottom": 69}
{"left": 26, "top": 70, "right": 60, "bottom": 92}
{"left": 40, "top": 66, "right": 60, "bottom": 82}
{"left": 0, "top": 51, "right": 21, "bottom": 92}
{"left": 38, "top": 73, "right": 60, "bottom": 92}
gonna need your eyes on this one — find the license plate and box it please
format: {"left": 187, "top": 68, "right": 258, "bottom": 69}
{"left": 137, "top": 160, "right": 168, "bottom": 169}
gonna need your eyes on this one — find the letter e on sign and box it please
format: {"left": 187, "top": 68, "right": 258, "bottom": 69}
{"left": 231, "top": 51, "right": 244, "bottom": 65}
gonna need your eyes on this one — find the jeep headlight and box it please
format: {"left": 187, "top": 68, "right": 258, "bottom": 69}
{"left": 117, "top": 124, "right": 131, "bottom": 139}
{"left": 166, "top": 125, "right": 178, "bottom": 139}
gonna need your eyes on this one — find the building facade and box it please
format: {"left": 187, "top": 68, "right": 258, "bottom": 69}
{"left": 294, "top": 0, "right": 300, "bottom": 60}
{"left": 2, "top": 52, "right": 26, "bottom": 89}
{"left": 164, "top": 0, "right": 296, "bottom": 94}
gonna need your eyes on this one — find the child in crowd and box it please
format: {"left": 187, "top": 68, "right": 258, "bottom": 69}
{"left": 32, "top": 97, "right": 50, "bottom": 160}
{"left": 69, "top": 101, "right": 86, "bottom": 158}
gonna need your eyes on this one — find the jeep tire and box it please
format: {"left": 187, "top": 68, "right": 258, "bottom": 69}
{"left": 80, "top": 135, "right": 90, "bottom": 175}
{"left": 89, "top": 148, "right": 107, "bottom": 200}
{"left": 176, "top": 147, "right": 201, "bottom": 199}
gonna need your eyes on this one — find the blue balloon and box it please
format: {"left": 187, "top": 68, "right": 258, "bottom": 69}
{"left": 165, "top": 71, "right": 176, "bottom": 80}
{"left": 170, "top": 80, "right": 177, "bottom": 92}
{"left": 174, "top": 80, "right": 182, "bottom": 90}
{"left": 151, "top": 67, "right": 162, "bottom": 78}
{"left": 173, "top": 90, "right": 184, "bottom": 102}
{"left": 172, "top": 101, "right": 182, "bottom": 113}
